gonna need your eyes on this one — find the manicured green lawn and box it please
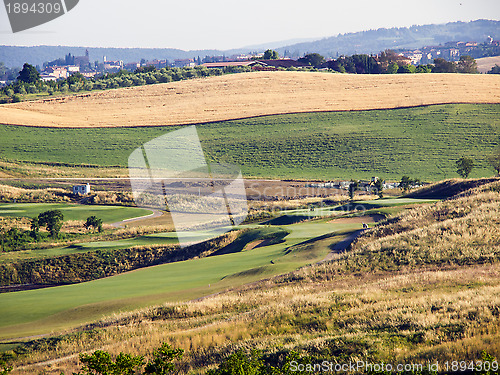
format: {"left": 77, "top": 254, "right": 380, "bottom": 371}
{"left": 0, "top": 203, "right": 152, "bottom": 223}
{"left": 0, "top": 104, "right": 498, "bottom": 180}
{"left": 0, "top": 218, "right": 359, "bottom": 340}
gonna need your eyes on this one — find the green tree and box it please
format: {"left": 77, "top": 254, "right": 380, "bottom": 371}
{"left": 206, "top": 350, "right": 263, "bottom": 375}
{"left": 456, "top": 157, "right": 474, "bottom": 178}
{"left": 76, "top": 350, "right": 144, "bottom": 375}
{"left": 30, "top": 217, "right": 40, "bottom": 240}
{"left": 415, "top": 64, "right": 432, "bottom": 73}
{"left": 85, "top": 216, "right": 103, "bottom": 233}
{"left": 432, "top": 58, "right": 457, "bottom": 73}
{"left": 38, "top": 210, "right": 64, "bottom": 238}
{"left": 488, "top": 64, "right": 500, "bottom": 74}
{"left": 67, "top": 72, "right": 86, "bottom": 86}
{"left": 348, "top": 180, "right": 359, "bottom": 200}
{"left": 17, "top": 63, "right": 40, "bottom": 83}
{"left": 399, "top": 176, "right": 419, "bottom": 192}
{"left": 144, "top": 343, "right": 183, "bottom": 375}
{"left": 488, "top": 147, "right": 500, "bottom": 176}
{"left": 263, "top": 49, "right": 279, "bottom": 60}
{"left": 373, "top": 179, "right": 384, "bottom": 198}
{"left": 0, "top": 357, "right": 12, "bottom": 375}
{"left": 397, "top": 64, "right": 416, "bottom": 74}
{"left": 0, "top": 227, "right": 5, "bottom": 253}
{"left": 387, "top": 62, "right": 399, "bottom": 74}
{"left": 298, "top": 53, "right": 325, "bottom": 67}
{"left": 457, "top": 55, "right": 478, "bottom": 74}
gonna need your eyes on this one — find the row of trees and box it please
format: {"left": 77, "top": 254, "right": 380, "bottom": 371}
{"left": 325, "top": 53, "right": 479, "bottom": 74}
{"left": 3, "top": 50, "right": 495, "bottom": 103}
{"left": 1, "top": 63, "right": 249, "bottom": 103}
{"left": 286, "top": 49, "right": 482, "bottom": 74}
{"left": 4, "top": 344, "right": 494, "bottom": 375}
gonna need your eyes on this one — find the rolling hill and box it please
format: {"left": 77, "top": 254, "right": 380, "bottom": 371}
{"left": 1, "top": 20, "right": 499, "bottom": 67}
{"left": 276, "top": 19, "right": 500, "bottom": 57}
{"left": 477, "top": 55, "right": 500, "bottom": 73}
{"left": 0, "top": 103, "right": 498, "bottom": 181}
{"left": 0, "top": 72, "right": 499, "bottom": 128}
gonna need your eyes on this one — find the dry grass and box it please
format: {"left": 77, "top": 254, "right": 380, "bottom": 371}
{"left": 1, "top": 72, "right": 499, "bottom": 128}
{"left": 5, "top": 179, "right": 500, "bottom": 374}
{"left": 10, "top": 265, "right": 500, "bottom": 375}
{"left": 0, "top": 159, "right": 129, "bottom": 178}
{"left": 0, "top": 183, "right": 72, "bottom": 203}
{"left": 476, "top": 56, "right": 500, "bottom": 73}
{"left": 349, "top": 182, "right": 500, "bottom": 269}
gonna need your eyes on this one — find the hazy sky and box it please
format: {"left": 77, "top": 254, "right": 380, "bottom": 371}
{"left": 0, "top": 0, "right": 499, "bottom": 50}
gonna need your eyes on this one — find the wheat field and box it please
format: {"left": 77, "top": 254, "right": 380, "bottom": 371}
{"left": 1, "top": 72, "right": 499, "bottom": 128}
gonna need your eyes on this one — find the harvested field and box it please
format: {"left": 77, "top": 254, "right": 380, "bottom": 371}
{"left": 476, "top": 56, "right": 500, "bottom": 73}
{"left": 1, "top": 72, "right": 499, "bottom": 128}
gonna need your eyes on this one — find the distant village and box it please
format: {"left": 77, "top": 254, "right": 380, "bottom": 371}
{"left": 36, "top": 36, "right": 500, "bottom": 82}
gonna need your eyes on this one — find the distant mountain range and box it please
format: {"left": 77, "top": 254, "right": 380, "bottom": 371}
{"left": 0, "top": 19, "right": 498, "bottom": 68}
{"left": 276, "top": 19, "right": 500, "bottom": 57}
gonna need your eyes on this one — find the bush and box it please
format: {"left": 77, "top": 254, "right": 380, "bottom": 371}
{"left": 11, "top": 94, "right": 22, "bottom": 103}
{"left": 26, "top": 85, "right": 38, "bottom": 94}
{"left": 488, "top": 64, "right": 500, "bottom": 74}
{"left": 72, "top": 343, "right": 182, "bottom": 375}
{"left": 398, "top": 64, "right": 416, "bottom": 74}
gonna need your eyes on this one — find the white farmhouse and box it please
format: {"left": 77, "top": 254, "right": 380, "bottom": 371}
{"left": 73, "top": 183, "right": 91, "bottom": 195}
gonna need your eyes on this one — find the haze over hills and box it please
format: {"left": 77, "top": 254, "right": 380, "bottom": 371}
{"left": 0, "top": 19, "right": 499, "bottom": 68}
{"left": 275, "top": 19, "right": 500, "bottom": 57}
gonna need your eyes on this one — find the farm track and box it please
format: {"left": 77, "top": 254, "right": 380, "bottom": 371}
{"left": 1, "top": 71, "right": 499, "bottom": 128}
{"left": 110, "top": 209, "right": 163, "bottom": 228}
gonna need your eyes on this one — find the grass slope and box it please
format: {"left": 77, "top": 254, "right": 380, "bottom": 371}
{"left": 0, "top": 104, "right": 498, "bottom": 180}
{"left": 0, "top": 219, "right": 358, "bottom": 339}
{"left": 4, "top": 180, "right": 500, "bottom": 374}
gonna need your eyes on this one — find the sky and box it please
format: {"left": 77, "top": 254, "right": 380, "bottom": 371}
{"left": 0, "top": 0, "right": 499, "bottom": 50}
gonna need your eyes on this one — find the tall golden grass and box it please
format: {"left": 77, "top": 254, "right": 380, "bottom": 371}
{"left": 1, "top": 72, "right": 499, "bottom": 128}
{"left": 7, "top": 179, "right": 500, "bottom": 374}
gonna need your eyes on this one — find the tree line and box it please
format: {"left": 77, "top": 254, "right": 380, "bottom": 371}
{"left": 0, "top": 63, "right": 253, "bottom": 103}
{"left": 298, "top": 50, "right": 482, "bottom": 74}
{"left": 3, "top": 49, "right": 498, "bottom": 103}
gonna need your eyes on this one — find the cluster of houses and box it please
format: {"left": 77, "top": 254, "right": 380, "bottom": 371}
{"left": 37, "top": 51, "right": 269, "bottom": 81}
{"left": 400, "top": 36, "right": 500, "bottom": 65}
{"left": 306, "top": 177, "right": 400, "bottom": 192}
{"left": 35, "top": 35, "right": 499, "bottom": 82}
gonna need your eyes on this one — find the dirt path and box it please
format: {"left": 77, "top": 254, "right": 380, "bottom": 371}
{"left": 110, "top": 209, "right": 164, "bottom": 228}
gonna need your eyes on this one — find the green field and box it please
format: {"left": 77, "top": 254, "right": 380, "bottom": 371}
{"left": 0, "top": 217, "right": 360, "bottom": 339}
{"left": 0, "top": 104, "right": 498, "bottom": 180}
{"left": 0, "top": 203, "right": 152, "bottom": 223}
